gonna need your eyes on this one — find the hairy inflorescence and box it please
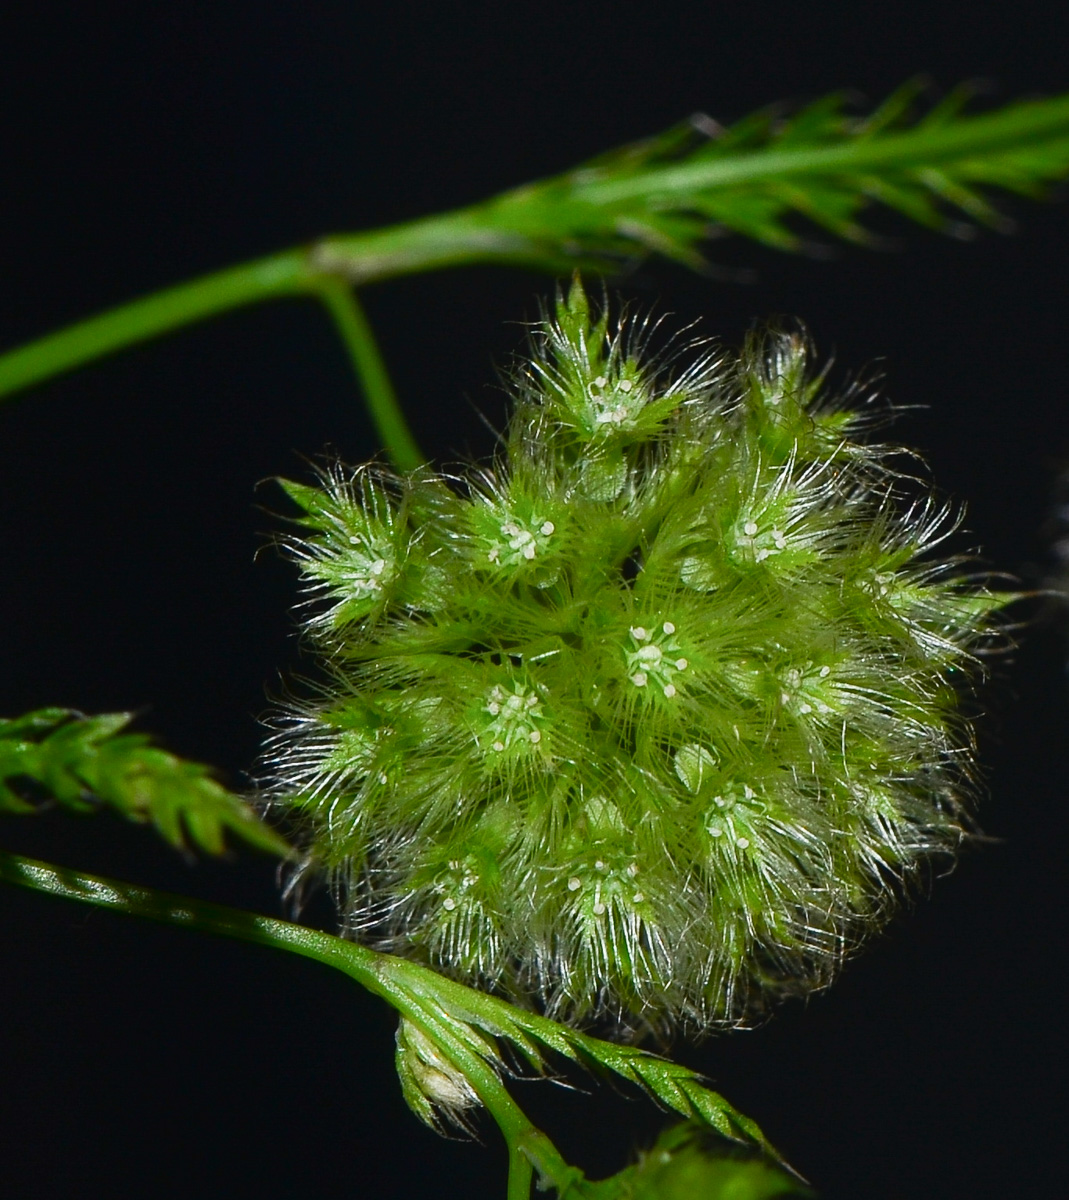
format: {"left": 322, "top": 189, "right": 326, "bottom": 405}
{"left": 264, "top": 278, "right": 1005, "bottom": 1032}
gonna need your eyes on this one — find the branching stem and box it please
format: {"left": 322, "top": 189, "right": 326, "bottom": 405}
{"left": 0, "top": 248, "right": 425, "bottom": 471}
{"left": 507, "top": 1144, "right": 536, "bottom": 1200}
{"left": 0, "top": 850, "right": 578, "bottom": 1197}
{"left": 0, "top": 249, "right": 312, "bottom": 399}
{"left": 3, "top": 88, "right": 1067, "bottom": 415}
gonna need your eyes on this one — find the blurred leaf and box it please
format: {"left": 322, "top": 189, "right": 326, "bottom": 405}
{"left": 0, "top": 708, "right": 289, "bottom": 857}
{"left": 583, "top": 1123, "right": 813, "bottom": 1200}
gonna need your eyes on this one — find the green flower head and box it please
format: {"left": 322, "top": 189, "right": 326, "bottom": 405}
{"left": 266, "top": 278, "right": 1004, "bottom": 1031}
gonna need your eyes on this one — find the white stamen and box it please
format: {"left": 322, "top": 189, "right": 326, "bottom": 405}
{"left": 632, "top": 891, "right": 644, "bottom": 903}
{"left": 675, "top": 658, "right": 688, "bottom": 671}
{"left": 442, "top": 897, "right": 456, "bottom": 911}
{"left": 743, "top": 520, "right": 759, "bottom": 536}
{"left": 529, "top": 729, "right": 541, "bottom": 744}
{"left": 736, "top": 837, "right": 750, "bottom": 849}
{"left": 567, "top": 876, "right": 582, "bottom": 891}
{"left": 592, "top": 901, "right": 607, "bottom": 916}
{"left": 631, "top": 672, "right": 648, "bottom": 687}
{"left": 541, "top": 521, "right": 555, "bottom": 535}
{"left": 663, "top": 683, "right": 677, "bottom": 698}
{"left": 662, "top": 621, "right": 676, "bottom": 634}
{"left": 619, "top": 378, "right": 633, "bottom": 392}
{"left": 630, "top": 626, "right": 648, "bottom": 641}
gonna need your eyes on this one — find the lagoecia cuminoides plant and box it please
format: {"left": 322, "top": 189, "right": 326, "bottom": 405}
{"left": 3, "top": 82, "right": 1068, "bottom": 1198}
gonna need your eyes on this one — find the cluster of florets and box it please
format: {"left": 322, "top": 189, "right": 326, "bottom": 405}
{"left": 266, "top": 279, "right": 1003, "bottom": 1031}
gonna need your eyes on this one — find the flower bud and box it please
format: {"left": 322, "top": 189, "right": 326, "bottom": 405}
{"left": 394, "top": 1017, "right": 481, "bottom": 1131}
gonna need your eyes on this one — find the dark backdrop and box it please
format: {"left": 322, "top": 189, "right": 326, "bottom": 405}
{"left": 1, "top": 4, "right": 1067, "bottom": 1197}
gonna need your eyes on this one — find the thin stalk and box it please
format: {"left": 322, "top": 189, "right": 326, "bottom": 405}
{"left": 0, "top": 849, "right": 387, "bottom": 985}
{"left": 0, "top": 249, "right": 316, "bottom": 399}
{"left": 507, "top": 1145, "right": 535, "bottom": 1200}
{"left": 314, "top": 279, "right": 425, "bottom": 470}
{"left": 0, "top": 211, "right": 533, "bottom": 404}
{"left": 399, "top": 990, "right": 582, "bottom": 1196}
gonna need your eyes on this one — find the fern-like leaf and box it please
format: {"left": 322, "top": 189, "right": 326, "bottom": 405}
{"left": 0, "top": 708, "right": 289, "bottom": 857}
{"left": 390, "top": 958, "right": 784, "bottom": 1164}
{"left": 465, "top": 80, "right": 1069, "bottom": 267}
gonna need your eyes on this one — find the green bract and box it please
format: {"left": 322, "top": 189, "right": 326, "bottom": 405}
{"left": 267, "top": 278, "right": 1003, "bottom": 1030}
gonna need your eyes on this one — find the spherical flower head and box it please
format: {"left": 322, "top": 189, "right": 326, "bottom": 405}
{"left": 266, "top": 277, "right": 1006, "bottom": 1032}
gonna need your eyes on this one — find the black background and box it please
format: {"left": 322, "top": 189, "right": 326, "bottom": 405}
{"left": 2, "top": 3, "right": 1068, "bottom": 1197}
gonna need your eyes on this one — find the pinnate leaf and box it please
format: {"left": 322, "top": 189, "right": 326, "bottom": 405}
{"left": 389, "top": 957, "right": 785, "bottom": 1164}
{"left": 475, "top": 80, "right": 1069, "bottom": 269}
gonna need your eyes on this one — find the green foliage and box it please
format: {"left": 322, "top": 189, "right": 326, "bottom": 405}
{"left": 391, "top": 954, "right": 779, "bottom": 1159}
{"left": 0, "top": 708, "right": 289, "bottom": 856}
{"left": 475, "top": 81, "right": 1069, "bottom": 269}
{"left": 308, "top": 82, "right": 1069, "bottom": 289}
{"left": 266, "top": 277, "right": 1006, "bottom": 1031}
{"left": 581, "top": 1123, "right": 811, "bottom": 1200}
{"left": 3, "top": 81, "right": 1067, "bottom": 428}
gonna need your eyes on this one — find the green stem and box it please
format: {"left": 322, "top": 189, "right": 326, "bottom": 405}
{"left": 0, "top": 849, "right": 581, "bottom": 1197}
{"left": 315, "top": 279, "right": 425, "bottom": 470}
{"left": 508, "top": 1144, "right": 536, "bottom": 1200}
{"left": 0, "top": 848, "right": 387, "bottom": 985}
{"left": 0, "top": 211, "right": 537, "bottom": 405}
{"left": 0, "top": 242, "right": 426, "bottom": 469}
{"left": 0, "top": 249, "right": 315, "bottom": 399}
